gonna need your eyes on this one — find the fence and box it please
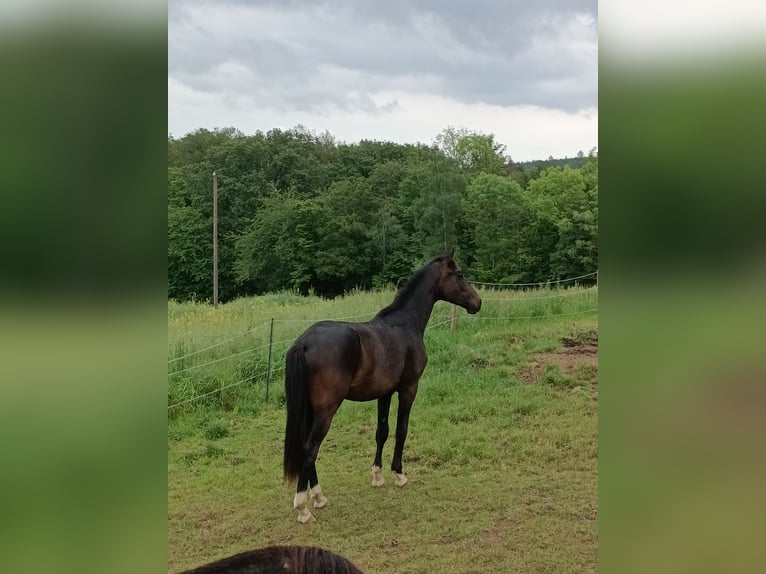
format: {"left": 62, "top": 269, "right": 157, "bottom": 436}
{"left": 167, "top": 271, "right": 598, "bottom": 412}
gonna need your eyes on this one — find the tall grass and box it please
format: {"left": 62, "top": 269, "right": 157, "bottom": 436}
{"left": 167, "top": 285, "right": 597, "bottom": 416}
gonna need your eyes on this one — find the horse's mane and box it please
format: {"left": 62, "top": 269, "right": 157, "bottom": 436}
{"left": 178, "top": 545, "right": 363, "bottom": 574}
{"left": 376, "top": 254, "right": 451, "bottom": 318}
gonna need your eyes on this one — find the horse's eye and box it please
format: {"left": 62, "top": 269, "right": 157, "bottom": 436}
{"left": 457, "top": 272, "right": 463, "bottom": 278}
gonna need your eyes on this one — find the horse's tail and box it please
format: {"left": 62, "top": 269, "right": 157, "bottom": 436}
{"left": 283, "top": 344, "right": 312, "bottom": 483}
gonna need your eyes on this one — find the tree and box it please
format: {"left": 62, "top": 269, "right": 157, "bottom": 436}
{"left": 398, "top": 157, "right": 467, "bottom": 262}
{"left": 367, "top": 161, "right": 413, "bottom": 285}
{"left": 168, "top": 204, "right": 211, "bottom": 300}
{"left": 434, "top": 126, "right": 507, "bottom": 176}
{"left": 234, "top": 194, "right": 320, "bottom": 295}
{"left": 526, "top": 165, "right": 598, "bottom": 280}
{"left": 168, "top": 127, "right": 243, "bottom": 168}
{"left": 463, "top": 174, "right": 534, "bottom": 282}
{"left": 235, "top": 179, "right": 383, "bottom": 298}
{"left": 312, "top": 178, "right": 380, "bottom": 296}
{"left": 169, "top": 124, "right": 598, "bottom": 301}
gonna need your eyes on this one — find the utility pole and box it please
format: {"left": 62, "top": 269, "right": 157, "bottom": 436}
{"left": 265, "top": 318, "right": 274, "bottom": 402}
{"left": 213, "top": 171, "right": 219, "bottom": 308}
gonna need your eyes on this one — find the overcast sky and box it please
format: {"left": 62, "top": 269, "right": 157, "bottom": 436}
{"left": 168, "top": 0, "right": 597, "bottom": 161}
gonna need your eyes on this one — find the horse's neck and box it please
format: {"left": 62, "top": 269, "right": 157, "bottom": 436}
{"left": 393, "top": 280, "right": 437, "bottom": 335}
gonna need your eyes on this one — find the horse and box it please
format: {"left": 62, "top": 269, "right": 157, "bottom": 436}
{"left": 177, "top": 545, "right": 363, "bottom": 573}
{"left": 283, "top": 250, "right": 481, "bottom": 523}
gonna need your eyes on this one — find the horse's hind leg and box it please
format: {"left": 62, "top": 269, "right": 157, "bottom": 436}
{"left": 308, "top": 464, "right": 328, "bottom": 509}
{"left": 294, "top": 413, "right": 333, "bottom": 522}
{"left": 293, "top": 468, "right": 315, "bottom": 524}
{"left": 371, "top": 393, "right": 392, "bottom": 487}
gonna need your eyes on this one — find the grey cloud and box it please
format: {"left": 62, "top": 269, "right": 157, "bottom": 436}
{"left": 168, "top": 0, "right": 597, "bottom": 114}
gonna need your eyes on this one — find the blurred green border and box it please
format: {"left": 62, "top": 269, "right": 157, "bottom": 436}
{"left": 600, "top": 48, "right": 766, "bottom": 573}
{"left": 0, "top": 13, "right": 169, "bottom": 574}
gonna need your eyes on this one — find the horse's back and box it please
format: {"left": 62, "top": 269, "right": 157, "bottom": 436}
{"left": 292, "top": 321, "right": 360, "bottom": 367}
{"left": 287, "top": 321, "right": 362, "bottom": 402}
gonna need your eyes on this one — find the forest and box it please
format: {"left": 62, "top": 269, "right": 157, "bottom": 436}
{"left": 168, "top": 126, "right": 598, "bottom": 300}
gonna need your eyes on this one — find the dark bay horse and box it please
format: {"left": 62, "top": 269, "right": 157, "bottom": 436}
{"left": 283, "top": 251, "right": 481, "bottom": 523}
{"left": 178, "top": 545, "right": 363, "bottom": 573}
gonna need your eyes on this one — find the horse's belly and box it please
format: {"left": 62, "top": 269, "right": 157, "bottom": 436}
{"left": 346, "top": 373, "right": 400, "bottom": 402}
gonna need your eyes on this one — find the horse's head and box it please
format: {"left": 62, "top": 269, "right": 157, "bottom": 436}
{"left": 434, "top": 250, "right": 481, "bottom": 314}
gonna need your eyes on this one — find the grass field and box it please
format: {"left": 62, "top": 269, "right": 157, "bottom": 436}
{"left": 168, "top": 285, "right": 598, "bottom": 573}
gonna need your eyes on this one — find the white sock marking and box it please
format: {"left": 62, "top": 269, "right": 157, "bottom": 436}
{"left": 309, "top": 484, "right": 328, "bottom": 508}
{"left": 371, "top": 465, "right": 385, "bottom": 487}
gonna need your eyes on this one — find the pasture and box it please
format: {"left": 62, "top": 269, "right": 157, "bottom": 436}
{"left": 168, "top": 285, "right": 598, "bottom": 573}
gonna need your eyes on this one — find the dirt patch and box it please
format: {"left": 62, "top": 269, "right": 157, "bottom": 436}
{"left": 517, "top": 332, "right": 598, "bottom": 385}
{"left": 561, "top": 331, "right": 597, "bottom": 348}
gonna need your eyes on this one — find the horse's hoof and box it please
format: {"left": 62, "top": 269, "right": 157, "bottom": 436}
{"left": 296, "top": 508, "right": 316, "bottom": 523}
{"left": 371, "top": 465, "right": 385, "bottom": 487}
{"left": 394, "top": 473, "right": 408, "bottom": 487}
{"left": 309, "top": 485, "right": 328, "bottom": 508}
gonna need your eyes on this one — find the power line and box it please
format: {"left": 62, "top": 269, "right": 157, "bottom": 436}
{"left": 168, "top": 365, "right": 286, "bottom": 410}
{"left": 168, "top": 320, "right": 272, "bottom": 363}
{"left": 462, "top": 308, "right": 598, "bottom": 321}
{"left": 470, "top": 270, "right": 598, "bottom": 287}
{"left": 168, "top": 311, "right": 378, "bottom": 364}
{"left": 168, "top": 338, "right": 295, "bottom": 376}
{"left": 273, "top": 311, "right": 377, "bottom": 323}
{"left": 425, "top": 317, "right": 453, "bottom": 330}
{"left": 481, "top": 286, "right": 598, "bottom": 302}
{"left": 168, "top": 304, "right": 598, "bottom": 409}
{"left": 170, "top": 277, "right": 598, "bottom": 364}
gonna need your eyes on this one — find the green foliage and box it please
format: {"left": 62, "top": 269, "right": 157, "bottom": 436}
{"left": 435, "top": 125, "right": 508, "bottom": 175}
{"left": 527, "top": 164, "right": 599, "bottom": 279}
{"left": 203, "top": 420, "right": 229, "bottom": 440}
{"left": 168, "top": 204, "right": 211, "bottom": 300}
{"left": 464, "top": 173, "right": 533, "bottom": 281}
{"left": 234, "top": 193, "right": 319, "bottom": 294}
{"left": 540, "top": 363, "right": 574, "bottom": 388}
{"left": 398, "top": 157, "right": 467, "bottom": 260}
{"left": 168, "top": 126, "right": 598, "bottom": 300}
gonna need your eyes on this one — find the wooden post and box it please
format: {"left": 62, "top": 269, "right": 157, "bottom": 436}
{"left": 212, "top": 171, "right": 219, "bottom": 308}
{"left": 450, "top": 304, "right": 457, "bottom": 333}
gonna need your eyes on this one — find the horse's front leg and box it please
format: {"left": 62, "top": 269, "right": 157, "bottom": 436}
{"left": 391, "top": 385, "right": 417, "bottom": 487}
{"left": 371, "top": 393, "right": 392, "bottom": 487}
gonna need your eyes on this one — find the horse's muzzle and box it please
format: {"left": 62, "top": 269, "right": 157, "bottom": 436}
{"left": 467, "top": 298, "right": 482, "bottom": 314}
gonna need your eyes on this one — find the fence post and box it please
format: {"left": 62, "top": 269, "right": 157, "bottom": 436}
{"left": 265, "top": 318, "right": 274, "bottom": 402}
{"left": 450, "top": 304, "right": 457, "bottom": 333}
